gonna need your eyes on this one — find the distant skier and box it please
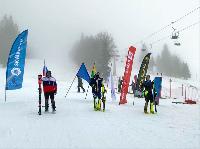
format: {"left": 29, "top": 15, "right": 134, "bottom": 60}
{"left": 142, "top": 75, "right": 156, "bottom": 114}
{"left": 118, "top": 77, "right": 123, "bottom": 93}
{"left": 130, "top": 80, "right": 135, "bottom": 94}
{"left": 90, "top": 72, "right": 103, "bottom": 111}
{"left": 42, "top": 71, "right": 57, "bottom": 112}
{"left": 77, "top": 77, "right": 85, "bottom": 93}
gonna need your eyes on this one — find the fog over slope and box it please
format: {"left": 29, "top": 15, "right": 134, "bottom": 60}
{"left": 0, "top": 0, "right": 199, "bottom": 80}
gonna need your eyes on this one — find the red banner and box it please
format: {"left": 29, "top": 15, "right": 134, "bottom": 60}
{"left": 119, "top": 46, "right": 136, "bottom": 105}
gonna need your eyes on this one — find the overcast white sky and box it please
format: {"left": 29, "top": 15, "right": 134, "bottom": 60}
{"left": 0, "top": 0, "right": 199, "bottom": 80}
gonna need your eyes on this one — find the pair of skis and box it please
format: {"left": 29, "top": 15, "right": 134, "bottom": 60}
{"left": 38, "top": 75, "right": 42, "bottom": 115}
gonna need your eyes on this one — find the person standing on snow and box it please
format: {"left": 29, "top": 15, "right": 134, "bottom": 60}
{"left": 77, "top": 77, "right": 85, "bottom": 93}
{"left": 118, "top": 77, "right": 123, "bottom": 93}
{"left": 42, "top": 71, "right": 57, "bottom": 112}
{"left": 130, "top": 80, "right": 135, "bottom": 94}
{"left": 142, "top": 75, "right": 156, "bottom": 114}
{"left": 90, "top": 72, "right": 103, "bottom": 111}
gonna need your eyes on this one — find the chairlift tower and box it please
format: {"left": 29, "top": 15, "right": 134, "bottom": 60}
{"left": 111, "top": 50, "right": 120, "bottom": 77}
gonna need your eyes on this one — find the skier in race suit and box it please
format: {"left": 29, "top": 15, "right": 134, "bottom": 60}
{"left": 142, "top": 75, "right": 157, "bottom": 114}
{"left": 42, "top": 71, "right": 57, "bottom": 112}
{"left": 89, "top": 72, "right": 103, "bottom": 111}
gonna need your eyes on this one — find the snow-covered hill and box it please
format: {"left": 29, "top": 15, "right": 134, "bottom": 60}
{"left": 0, "top": 59, "right": 199, "bottom": 149}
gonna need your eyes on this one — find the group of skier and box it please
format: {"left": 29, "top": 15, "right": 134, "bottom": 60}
{"left": 38, "top": 69, "right": 157, "bottom": 114}
{"left": 118, "top": 74, "right": 158, "bottom": 114}
{"left": 77, "top": 72, "right": 107, "bottom": 112}
{"left": 118, "top": 77, "right": 136, "bottom": 94}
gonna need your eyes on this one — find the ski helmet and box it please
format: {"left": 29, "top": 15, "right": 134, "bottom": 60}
{"left": 46, "top": 70, "right": 51, "bottom": 77}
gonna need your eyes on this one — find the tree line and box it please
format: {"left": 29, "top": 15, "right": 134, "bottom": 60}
{"left": 70, "top": 32, "right": 117, "bottom": 79}
{"left": 0, "top": 15, "right": 191, "bottom": 79}
{"left": 138, "top": 44, "right": 191, "bottom": 79}
{"left": 0, "top": 15, "right": 32, "bottom": 67}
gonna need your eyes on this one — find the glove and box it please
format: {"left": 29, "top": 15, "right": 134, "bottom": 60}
{"left": 154, "top": 91, "right": 157, "bottom": 97}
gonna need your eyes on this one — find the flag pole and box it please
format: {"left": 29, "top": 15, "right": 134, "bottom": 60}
{"left": 65, "top": 75, "right": 77, "bottom": 98}
{"left": 85, "top": 62, "right": 95, "bottom": 99}
{"left": 5, "top": 76, "right": 7, "bottom": 102}
{"left": 44, "top": 59, "right": 46, "bottom": 67}
{"left": 5, "top": 88, "right": 7, "bottom": 102}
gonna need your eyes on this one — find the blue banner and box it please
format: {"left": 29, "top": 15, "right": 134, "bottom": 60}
{"left": 5, "top": 30, "right": 28, "bottom": 90}
{"left": 76, "top": 63, "right": 90, "bottom": 83}
{"left": 154, "top": 77, "right": 162, "bottom": 97}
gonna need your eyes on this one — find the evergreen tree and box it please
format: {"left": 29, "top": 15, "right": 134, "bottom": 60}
{"left": 159, "top": 44, "right": 171, "bottom": 75}
{"left": 0, "top": 15, "right": 32, "bottom": 67}
{"left": 138, "top": 43, "right": 155, "bottom": 72}
{"left": 148, "top": 56, "right": 155, "bottom": 72}
{"left": 155, "top": 44, "right": 191, "bottom": 79}
{"left": 71, "top": 32, "right": 116, "bottom": 79}
{"left": 0, "top": 15, "right": 19, "bottom": 67}
{"left": 181, "top": 62, "right": 191, "bottom": 79}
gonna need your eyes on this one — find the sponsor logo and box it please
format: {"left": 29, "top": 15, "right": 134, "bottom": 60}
{"left": 11, "top": 68, "right": 21, "bottom": 76}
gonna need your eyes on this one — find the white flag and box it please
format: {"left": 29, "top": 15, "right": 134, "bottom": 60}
{"left": 110, "top": 72, "right": 116, "bottom": 100}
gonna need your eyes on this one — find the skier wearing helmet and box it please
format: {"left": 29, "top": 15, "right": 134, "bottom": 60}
{"left": 90, "top": 72, "right": 103, "bottom": 110}
{"left": 142, "top": 75, "right": 156, "bottom": 114}
{"left": 42, "top": 71, "right": 57, "bottom": 112}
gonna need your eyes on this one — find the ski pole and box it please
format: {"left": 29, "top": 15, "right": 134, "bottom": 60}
{"left": 65, "top": 76, "right": 77, "bottom": 98}
{"left": 84, "top": 85, "right": 90, "bottom": 99}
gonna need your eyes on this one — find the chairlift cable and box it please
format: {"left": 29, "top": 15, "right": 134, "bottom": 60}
{"left": 119, "top": 7, "right": 200, "bottom": 56}
{"left": 150, "top": 20, "right": 200, "bottom": 45}
{"left": 133, "top": 6, "right": 200, "bottom": 45}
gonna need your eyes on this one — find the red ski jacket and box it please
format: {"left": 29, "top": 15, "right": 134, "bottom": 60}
{"left": 42, "top": 77, "right": 57, "bottom": 93}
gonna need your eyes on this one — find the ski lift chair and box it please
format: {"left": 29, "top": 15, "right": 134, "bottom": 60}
{"left": 141, "top": 43, "right": 147, "bottom": 51}
{"left": 141, "top": 48, "right": 146, "bottom": 51}
{"left": 171, "top": 32, "right": 179, "bottom": 39}
{"left": 174, "top": 42, "right": 181, "bottom": 46}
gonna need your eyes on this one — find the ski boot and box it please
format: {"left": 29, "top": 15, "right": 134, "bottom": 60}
{"left": 45, "top": 105, "right": 49, "bottom": 112}
{"left": 150, "top": 103, "right": 154, "bottom": 114}
{"left": 52, "top": 106, "right": 56, "bottom": 112}
{"left": 52, "top": 108, "right": 56, "bottom": 114}
{"left": 94, "top": 105, "right": 98, "bottom": 111}
{"left": 94, "top": 98, "right": 97, "bottom": 111}
{"left": 96, "top": 99, "right": 101, "bottom": 111}
{"left": 144, "top": 102, "right": 148, "bottom": 114}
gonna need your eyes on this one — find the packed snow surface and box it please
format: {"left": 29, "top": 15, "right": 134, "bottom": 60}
{"left": 0, "top": 60, "right": 199, "bottom": 149}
